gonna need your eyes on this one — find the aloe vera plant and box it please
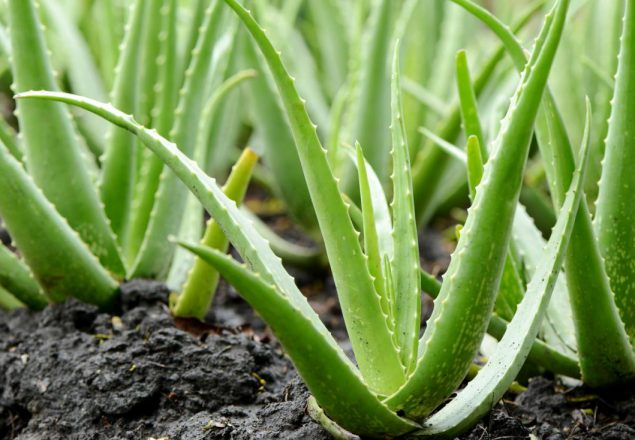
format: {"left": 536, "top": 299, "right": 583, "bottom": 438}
{"left": 441, "top": 0, "right": 635, "bottom": 389}
{"left": 15, "top": 0, "right": 587, "bottom": 435}
{"left": 0, "top": 0, "right": 258, "bottom": 321}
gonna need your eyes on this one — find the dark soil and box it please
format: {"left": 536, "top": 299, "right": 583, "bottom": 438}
{"left": 462, "top": 377, "right": 635, "bottom": 440}
{"left": 0, "top": 280, "right": 330, "bottom": 440}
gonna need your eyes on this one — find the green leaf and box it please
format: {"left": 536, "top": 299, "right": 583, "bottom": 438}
{"left": 177, "top": 244, "right": 419, "bottom": 437}
{"left": 355, "top": 143, "right": 392, "bottom": 326}
{"left": 453, "top": 0, "right": 635, "bottom": 388}
{"left": 223, "top": 0, "right": 405, "bottom": 394}
{"left": 99, "top": 0, "right": 146, "bottom": 245}
{"left": 126, "top": 0, "right": 178, "bottom": 262}
{"left": 242, "top": 32, "right": 318, "bottom": 232}
{"left": 172, "top": 148, "right": 258, "bottom": 320}
{"left": 306, "top": 0, "right": 349, "bottom": 99}
{"left": 40, "top": 0, "right": 108, "bottom": 156}
{"left": 386, "top": 0, "right": 570, "bottom": 419}
{"left": 466, "top": 135, "right": 484, "bottom": 201}
{"left": 0, "top": 244, "right": 47, "bottom": 310}
{"left": 0, "top": 141, "right": 118, "bottom": 307}
{"left": 0, "top": 285, "right": 23, "bottom": 311}
{"left": 130, "top": 0, "right": 228, "bottom": 278}
{"left": 595, "top": 0, "right": 635, "bottom": 347}
{"left": 347, "top": 0, "right": 394, "bottom": 183}
{"left": 389, "top": 40, "right": 421, "bottom": 372}
{"left": 8, "top": 0, "right": 124, "bottom": 277}
{"left": 421, "top": 99, "right": 592, "bottom": 439}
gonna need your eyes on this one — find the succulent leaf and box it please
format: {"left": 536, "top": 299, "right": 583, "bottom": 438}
{"left": 421, "top": 99, "right": 593, "bottom": 439}
{"left": 0, "top": 140, "right": 118, "bottom": 307}
{"left": 222, "top": 0, "right": 405, "bottom": 394}
{"left": 8, "top": 0, "right": 125, "bottom": 277}
{"left": 386, "top": 0, "right": 569, "bottom": 418}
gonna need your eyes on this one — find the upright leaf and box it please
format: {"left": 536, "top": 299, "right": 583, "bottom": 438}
{"left": 243, "top": 33, "right": 318, "bottom": 232}
{"left": 126, "top": 0, "right": 178, "bottom": 262}
{"left": 99, "top": 0, "right": 146, "bottom": 245}
{"left": 8, "top": 0, "right": 124, "bottom": 276}
{"left": 422, "top": 101, "right": 591, "bottom": 438}
{"left": 0, "top": 141, "right": 118, "bottom": 307}
{"left": 172, "top": 147, "right": 257, "bottom": 319}
{"left": 389, "top": 41, "right": 421, "bottom": 372}
{"left": 210, "top": 0, "right": 407, "bottom": 395}
{"left": 595, "top": 0, "right": 635, "bottom": 346}
{"left": 453, "top": 0, "right": 635, "bottom": 387}
{"left": 131, "top": 0, "right": 228, "bottom": 278}
{"left": 386, "top": 0, "right": 569, "bottom": 418}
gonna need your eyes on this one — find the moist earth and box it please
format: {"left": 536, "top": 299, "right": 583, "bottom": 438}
{"left": 0, "top": 280, "right": 330, "bottom": 440}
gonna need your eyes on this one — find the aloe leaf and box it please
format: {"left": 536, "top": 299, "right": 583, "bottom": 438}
{"left": 595, "top": 0, "right": 635, "bottom": 346}
{"left": 306, "top": 0, "right": 349, "bottom": 99}
{"left": 0, "top": 23, "right": 10, "bottom": 58}
{"left": 0, "top": 117, "right": 21, "bottom": 161}
{"left": 0, "top": 244, "right": 47, "bottom": 310}
{"left": 394, "top": 0, "right": 436, "bottom": 148}
{"left": 126, "top": 0, "right": 178, "bottom": 262}
{"left": 466, "top": 136, "right": 484, "bottom": 201}
{"left": 243, "top": 32, "right": 318, "bottom": 232}
{"left": 348, "top": 148, "right": 394, "bottom": 264}
{"left": 253, "top": 2, "right": 330, "bottom": 134}
{"left": 131, "top": 0, "right": 228, "bottom": 278}
{"left": 456, "top": 50, "right": 486, "bottom": 157}
{"left": 89, "top": 1, "right": 125, "bottom": 89}
{"left": 40, "top": 0, "right": 108, "bottom": 156}
{"left": 0, "top": 286, "right": 23, "bottom": 311}
{"left": 8, "top": 0, "right": 124, "bottom": 277}
{"left": 420, "top": 100, "right": 591, "bottom": 439}
{"left": 389, "top": 41, "right": 421, "bottom": 372}
{"left": 172, "top": 148, "right": 258, "bottom": 320}
{"left": 347, "top": 0, "right": 394, "bottom": 184}
{"left": 386, "top": 0, "right": 569, "bottom": 419}
{"left": 420, "top": 266, "right": 580, "bottom": 379}
{"left": 0, "top": 141, "right": 118, "bottom": 307}
{"left": 99, "top": 0, "right": 146, "bottom": 245}
{"left": 176, "top": 244, "right": 418, "bottom": 437}
{"left": 454, "top": 0, "right": 635, "bottom": 387}
{"left": 204, "top": 30, "right": 247, "bottom": 176}
{"left": 465, "top": 133, "right": 524, "bottom": 322}
{"left": 355, "top": 142, "right": 395, "bottom": 316}
{"left": 223, "top": 0, "right": 405, "bottom": 394}
{"left": 178, "top": 0, "right": 207, "bottom": 88}
{"left": 513, "top": 204, "right": 577, "bottom": 357}
{"left": 419, "top": 127, "right": 466, "bottom": 163}
{"left": 583, "top": 0, "right": 623, "bottom": 203}
{"left": 242, "top": 208, "right": 325, "bottom": 271}
{"left": 137, "top": 0, "right": 165, "bottom": 127}
{"left": 166, "top": 25, "right": 241, "bottom": 289}
{"left": 411, "top": 0, "right": 545, "bottom": 226}
{"left": 131, "top": 0, "right": 168, "bottom": 207}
